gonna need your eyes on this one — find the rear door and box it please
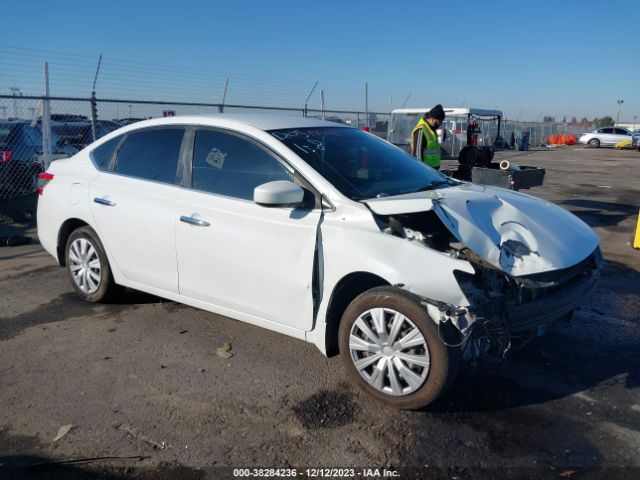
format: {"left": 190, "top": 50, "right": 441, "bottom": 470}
{"left": 89, "top": 127, "right": 186, "bottom": 293}
{"left": 599, "top": 127, "right": 615, "bottom": 145}
{"left": 175, "top": 127, "right": 321, "bottom": 331}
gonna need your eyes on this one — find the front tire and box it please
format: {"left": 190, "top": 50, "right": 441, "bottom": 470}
{"left": 588, "top": 138, "right": 600, "bottom": 148}
{"left": 338, "top": 287, "right": 460, "bottom": 410}
{"left": 65, "top": 226, "right": 118, "bottom": 303}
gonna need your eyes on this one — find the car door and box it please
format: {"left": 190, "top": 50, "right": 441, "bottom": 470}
{"left": 175, "top": 127, "right": 321, "bottom": 332}
{"left": 613, "top": 128, "right": 631, "bottom": 144}
{"left": 599, "top": 127, "right": 614, "bottom": 145}
{"left": 89, "top": 127, "right": 186, "bottom": 293}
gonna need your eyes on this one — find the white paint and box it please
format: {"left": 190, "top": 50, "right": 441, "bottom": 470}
{"left": 366, "top": 183, "right": 599, "bottom": 276}
{"left": 37, "top": 114, "right": 600, "bottom": 356}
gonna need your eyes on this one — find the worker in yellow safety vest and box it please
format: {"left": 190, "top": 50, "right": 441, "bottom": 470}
{"left": 410, "top": 104, "right": 445, "bottom": 169}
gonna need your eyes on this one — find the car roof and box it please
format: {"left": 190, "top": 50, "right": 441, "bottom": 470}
{"left": 117, "top": 113, "right": 347, "bottom": 132}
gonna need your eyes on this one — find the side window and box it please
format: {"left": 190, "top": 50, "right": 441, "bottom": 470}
{"left": 615, "top": 128, "right": 629, "bottom": 135}
{"left": 91, "top": 136, "right": 122, "bottom": 171}
{"left": 601, "top": 128, "right": 613, "bottom": 134}
{"left": 191, "top": 129, "right": 293, "bottom": 200}
{"left": 115, "top": 128, "right": 184, "bottom": 184}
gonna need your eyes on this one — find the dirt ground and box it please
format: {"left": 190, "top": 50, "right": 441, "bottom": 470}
{"left": 1, "top": 146, "right": 639, "bottom": 479}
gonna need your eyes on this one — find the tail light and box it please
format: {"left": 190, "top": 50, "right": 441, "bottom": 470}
{"left": 37, "top": 172, "right": 54, "bottom": 195}
{"left": 0, "top": 149, "right": 12, "bottom": 163}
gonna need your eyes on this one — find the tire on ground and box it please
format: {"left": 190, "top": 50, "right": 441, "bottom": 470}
{"left": 65, "top": 225, "right": 119, "bottom": 303}
{"left": 338, "top": 286, "right": 461, "bottom": 410}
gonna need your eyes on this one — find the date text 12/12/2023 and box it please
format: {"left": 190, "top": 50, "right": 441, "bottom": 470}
{"left": 232, "top": 467, "right": 400, "bottom": 478}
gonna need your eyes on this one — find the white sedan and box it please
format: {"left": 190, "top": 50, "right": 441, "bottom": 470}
{"left": 578, "top": 127, "right": 633, "bottom": 147}
{"left": 37, "top": 114, "right": 602, "bottom": 409}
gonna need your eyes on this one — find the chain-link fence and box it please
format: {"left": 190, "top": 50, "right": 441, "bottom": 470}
{"left": 0, "top": 93, "right": 595, "bottom": 206}
{"left": 0, "top": 94, "right": 390, "bottom": 203}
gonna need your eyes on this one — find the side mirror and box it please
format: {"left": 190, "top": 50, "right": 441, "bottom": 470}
{"left": 254, "top": 180, "right": 304, "bottom": 207}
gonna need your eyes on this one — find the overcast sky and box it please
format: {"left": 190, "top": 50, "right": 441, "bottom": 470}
{"left": 2, "top": 0, "right": 638, "bottom": 120}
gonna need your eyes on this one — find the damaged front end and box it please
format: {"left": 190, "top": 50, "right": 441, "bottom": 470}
{"left": 373, "top": 208, "right": 603, "bottom": 361}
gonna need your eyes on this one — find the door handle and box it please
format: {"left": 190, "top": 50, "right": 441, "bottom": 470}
{"left": 180, "top": 215, "right": 210, "bottom": 227}
{"left": 94, "top": 197, "right": 116, "bottom": 206}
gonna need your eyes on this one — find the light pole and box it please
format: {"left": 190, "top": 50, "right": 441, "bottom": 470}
{"left": 616, "top": 100, "right": 624, "bottom": 125}
{"left": 633, "top": 115, "right": 637, "bottom": 130}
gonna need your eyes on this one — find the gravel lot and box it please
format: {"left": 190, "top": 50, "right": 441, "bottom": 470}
{"left": 1, "top": 147, "right": 639, "bottom": 479}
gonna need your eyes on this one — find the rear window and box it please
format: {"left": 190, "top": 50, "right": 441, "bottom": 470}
{"left": 115, "top": 128, "right": 184, "bottom": 184}
{"left": 91, "top": 136, "right": 122, "bottom": 171}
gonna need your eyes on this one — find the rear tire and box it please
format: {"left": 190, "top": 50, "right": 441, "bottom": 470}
{"left": 65, "top": 226, "right": 119, "bottom": 303}
{"left": 338, "top": 287, "right": 460, "bottom": 410}
{"left": 588, "top": 138, "right": 600, "bottom": 148}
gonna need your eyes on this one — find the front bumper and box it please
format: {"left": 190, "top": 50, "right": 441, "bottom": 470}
{"left": 486, "top": 265, "right": 600, "bottom": 334}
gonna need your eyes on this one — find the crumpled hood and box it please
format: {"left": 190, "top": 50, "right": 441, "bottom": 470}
{"left": 365, "top": 183, "right": 599, "bottom": 276}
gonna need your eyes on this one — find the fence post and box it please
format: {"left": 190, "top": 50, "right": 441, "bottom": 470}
{"left": 365, "top": 82, "right": 369, "bottom": 129}
{"left": 219, "top": 77, "right": 229, "bottom": 113}
{"left": 42, "top": 62, "right": 52, "bottom": 170}
{"left": 90, "top": 92, "right": 98, "bottom": 142}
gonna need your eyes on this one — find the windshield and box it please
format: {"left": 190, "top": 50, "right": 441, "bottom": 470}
{"left": 270, "top": 126, "right": 451, "bottom": 200}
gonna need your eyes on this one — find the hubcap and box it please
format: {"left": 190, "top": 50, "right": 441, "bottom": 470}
{"left": 68, "top": 238, "right": 101, "bottom": 294}
{"left": 349, "top": 308, "right": 430, "bottom": 396}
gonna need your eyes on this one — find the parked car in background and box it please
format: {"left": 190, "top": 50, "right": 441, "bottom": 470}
{"left": 51, "top": 120, "right": 121, "bottom": 150}
{"left": 37, "top": 114, "right": 601, "bottom": 409}
{"left": 578, "top": 127, "right": 633, "bottom": 147}
{"left": 113, "top": 117, "right": 149, "bottom": 126}
{"left": 0, "top": 121, "right": 77, "bottom": 198}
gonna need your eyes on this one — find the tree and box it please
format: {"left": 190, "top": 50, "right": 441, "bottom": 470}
{"left": 562, "top": 116, "right": 567, "bottom": 123}
{"left": 599, "top": 115, "right": 614, "bottom": 126}
{"left": 580, "top": 117, "right": 589, "bottom": 126}
{"left": 543, "top": 115, "right": 555, "bottom": 123}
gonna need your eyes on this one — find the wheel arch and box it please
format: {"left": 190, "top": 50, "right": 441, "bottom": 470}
{"left": 57, "top": 218, "right": 90, "bottom": 266}
{"left": 324, "top": 271, "right": 390, "bottom": 357}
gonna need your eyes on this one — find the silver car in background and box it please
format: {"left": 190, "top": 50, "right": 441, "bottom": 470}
{"left": 578, "top": 127, "right": 633, "bottom": 147}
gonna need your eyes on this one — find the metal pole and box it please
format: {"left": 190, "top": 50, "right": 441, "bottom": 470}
{"left": 320, "top": 89, "right": 325, "bottom": 120}
{"left": 400, "top": 93, "right": 411, "bottom": 109}
{"left": 303, "top": 81, "right": 318, "bottom": 118}
{"left": 220, "top": 77, "right": 229, "bottom": 113}
{"left": 42, "top": 62, "right": 52, "bottom": 169}
{"left": 90, "top": 54, "right": 102, "bottom": 142}
{"left": 365, "top": 82, "right": 369, "bottom": 129}
{"left": 9, "top": 87, "right": 20, "bottom": 118}
{"left": 616, "top": 100, "right": 624, "bottom": 125}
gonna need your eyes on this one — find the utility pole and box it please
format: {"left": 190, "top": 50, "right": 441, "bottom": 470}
{"left": 616, "top": 100, "right": 624, "bottom": 125}
{"left": 320, "top": 89, "right": 325, "bottom": 120}
{"left": 633, "top": 115, "right": 637, "bottom": 130}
